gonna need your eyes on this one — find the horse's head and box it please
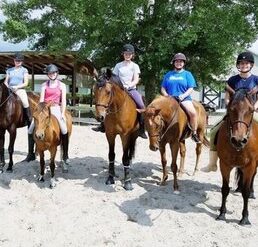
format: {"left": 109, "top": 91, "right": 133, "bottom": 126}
{"left": 94, "top": 68, "right": 123, "bottom": 122}
{"left": 140, "top": 107, "right": 163, "bottom": 151}
{"left": 33, "top": 102, "right": 51, "bottom": 141}
{"left": 227, "top": 88, "right": 256, "bottom": 150}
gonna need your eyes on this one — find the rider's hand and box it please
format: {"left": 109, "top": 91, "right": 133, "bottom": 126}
{"left": 10, "top": 86, "right": 18, "bottom": 92}
{"left": 178, "top": 94, "right": 184, "bottom": 101}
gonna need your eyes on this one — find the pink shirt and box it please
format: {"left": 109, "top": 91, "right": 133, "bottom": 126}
{"left": 44, "top": 80, "right": 62, "bottom": 105}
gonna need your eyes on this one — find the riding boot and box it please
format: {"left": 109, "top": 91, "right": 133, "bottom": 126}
{"left": 138, "top": 114, "right": 147, "bottom": 139}
{"left": 201, "top": 151, "right": 218, "bottom": 172}
{"left": 191, "top": 130, "right": 201, "bottom": 143}
{"left": 24, "top": 107, "right": 32, "bottom": 127}
{"left": 23, "top": 134, "right": 36, "bottom": 162}
{"left": 61, "top": 133, "right": 70, "bottom": 173}
{"left": 92, "top": 122, "right": 105, "bottom": 133}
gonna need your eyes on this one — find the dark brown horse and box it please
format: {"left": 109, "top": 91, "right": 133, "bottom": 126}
{"left": 216, "top": 88, "right": 258, "bottom": 225}
{"left": 140, "top": 95, "right": 209, "bottom": 191}
{"left": 94, "top": 69, "right": 139, "bottom": 190}
{"left": 33, "top": 102, "right": 72, "bottom": 188}
{"left": 0, "top": 79, "right": 39, "bottom": 173}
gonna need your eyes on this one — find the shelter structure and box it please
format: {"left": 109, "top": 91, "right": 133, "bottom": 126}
{"left": 0, "top": 51, "right": 97, "bottom": 105}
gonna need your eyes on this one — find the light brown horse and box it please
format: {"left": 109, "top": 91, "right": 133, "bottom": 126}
{"left": 94, "top": 69, "right": 139, "bottom": 190}
{"left": 216, "top": 88, "right": 258, "bottom": 225}
{"left": 141, "top": 95, "right": 209, "bottom": 191}
{"left": 33, "top": 102, "right": 72, "bottom": 188}
{"left": 0, "top": 77, "right": 39, "bottom": 173}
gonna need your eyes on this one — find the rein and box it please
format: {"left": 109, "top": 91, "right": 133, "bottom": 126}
{"left": 0, "top": 87, "right": 13, "bottom": 108}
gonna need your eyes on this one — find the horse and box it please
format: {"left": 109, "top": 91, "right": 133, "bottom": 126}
{"left": 140, "top": 95, "right": 209, "bottom": 191}
{"left": 32, "top": 102, "right": 72, "bottom": 188}
{"left": 0, "top": 78, "right": 39, "bottom": 173}
{"left": 216, "top": 88, "right": 258, "bottom": 225}
{"left": 94, "top": 69, "right": 139, "bottom": 190}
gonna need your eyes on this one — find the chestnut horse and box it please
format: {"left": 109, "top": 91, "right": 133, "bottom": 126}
{"left": 94, "top": 69, "right": 139, "bottom": 190}
{"left": 141, "top": 95, "right": 209, "bottom": 191}
{"left": 0, "top": 79, "right": 39, "bottom": 173}
{"left": 33, "top": 102, "right": 72, "bottom": 188}
{"left": 216, "top": 88, "right": 258, "bottom": 225}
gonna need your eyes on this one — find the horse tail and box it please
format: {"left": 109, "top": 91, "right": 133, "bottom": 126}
{"left": 202, "top": 135, "right": 210, "bottom": 147}
{"left": 128, "top": 135, "right": 137, "bottom": 160}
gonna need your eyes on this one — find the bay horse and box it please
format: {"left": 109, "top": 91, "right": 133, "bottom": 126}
{"left": 140, "top": 95, "right": 209, "bottom": 191}
{"left": 0, "top": 78, "right": 39, "bottom": 173}
{"left": 94, "top": 69, "right": 139, "bottom": 190}
{"left": 33, "top": 102, "right": 72, "bottom": 188}
{"left": 216, "top": 88, "right": 258, "bottom": 225}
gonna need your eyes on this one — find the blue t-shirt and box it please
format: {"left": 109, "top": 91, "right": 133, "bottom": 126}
{"left": 161, "top": 70, "right": 196, "bottom": 100}
{"left": 6, "top": 66, "right": 28, "bottom": 86}
{"left": 227, "top": 74, "right": 258, "bottom": 91}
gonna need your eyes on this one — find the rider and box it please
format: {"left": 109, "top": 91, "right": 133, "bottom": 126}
{"left": 4, "top": 52, "right": 32, "bottom": 125}
{"left": 161, "top": 53, "right": 200, "bottom": 143}
{"left": 28, "top": 64, "right": 70, "bottom": 171}
{"left": 93, "top": 44, "right": 147, "bottom": 139}
{"left": 202, "top": 51, "right": 258, "bottom": 172}
{"left": 4, "top": 52, "right": 35, "bottom": 162}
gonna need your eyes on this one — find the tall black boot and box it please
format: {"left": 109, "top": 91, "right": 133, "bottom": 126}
{"left": 138, "top": 114, "right": 147, "bottom": 139}
{"left": 92, "top": 122, "right": 105, "bottom": 132}
{"left": 61, "top": 133, "right": 70, "bottom": 173}
{"left": 23, "top": 134, "right": 36, "bottom": 162}
{"left": 24, "top": 107, "right": 32, "bottom": 127}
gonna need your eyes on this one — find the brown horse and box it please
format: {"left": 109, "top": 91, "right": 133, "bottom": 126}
{"left": 94, "top": 69, "right": 139, "bottom": 190}
{"left": 33, "top": 102, "right": 72, "bottom": 188}
{"left": 0, "top": 79, "right": 39, "bottom": 173}
{"left": 140, "top": 95, "right": 209, "bottom": 191}
{"left": 216, "top": 88, "right": 258, "bottom": 225}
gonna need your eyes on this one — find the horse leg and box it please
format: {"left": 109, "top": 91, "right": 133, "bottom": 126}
{"left": 216, "top": 162, "right": 231, "bottom": 221}
{"left": 249, "top": 170, "right": 256, "bottom": 199}
{"left": 170, "top": 142, "right": 179, "bottom": 192}
{"left": 178, "top": 141, "right": 186, "bottom": 178}
{"left": 0, "top": 129, "right": 6, "bottom": 173}
{"left": 159, "top": 145, "right": 168, "bottom": 185}
{"left": 235, "top": 168, "right": 243, "bottom": 193}
{"left": 37, "top": 151, "right": 45, "bottom": 182}
{"left": 192, "top": 142, "right": 202, "bottom": 176}
{"left": 239, "top": 165, "right": 256, "bottom": 225}
{"left": 49, "top": 147, "right": 57, "bottom": 188}
{"left": 6, "top": 127, "right": 16, "bottom": 172}
{"left": 105, "top": 134, "right": 116, "bottom": 186}
{"left": 122, "top": 136, "right": 133, "bottom": 191}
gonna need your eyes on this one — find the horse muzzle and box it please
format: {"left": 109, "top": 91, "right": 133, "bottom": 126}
{"left": 35, "top": 131, "right": 45, "bottom": 141}
{"left": 230, "top": 135, "right": 248, "bottom": 151}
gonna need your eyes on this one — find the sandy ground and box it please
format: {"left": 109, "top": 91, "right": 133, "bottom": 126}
{"left": 0, "top": 122, "right": 258, "bottom": 247}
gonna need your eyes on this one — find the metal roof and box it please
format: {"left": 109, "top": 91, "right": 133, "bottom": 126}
{"left": 0, "top": 51, "right": 97, "bottom": 76}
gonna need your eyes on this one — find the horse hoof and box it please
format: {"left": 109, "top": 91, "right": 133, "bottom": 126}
{"left": 23, "top": 154, "right": 36, "bottom": 162}
{"left": 6, "top": 167, "right": 13, "bottom": 173}
{"left": 105, "top": 176, "right": 115, "bottom": 185}
{"left": 62, "top": 162, "right": 69, "bottom": 173}
{"left": 249, "top": 193, "right": 256, "bottom": 199}
{"left": 239, "top": 218, "right": 251, "bottom": 225}
{"left": 124, "top": 181, "right": 133, "bottom": 191}
{"left": 216, "top": 214, "right": 226, "bottom": 221}
{"left": 235, "top": 187, "right": 241, "bottom": 193}
{"left": 37, "top": 175, "right": 44, "bottom": 182}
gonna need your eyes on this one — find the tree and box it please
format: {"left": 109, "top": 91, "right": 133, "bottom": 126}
{"left": 1, "top": 0, "right": 258, "bottom": 102}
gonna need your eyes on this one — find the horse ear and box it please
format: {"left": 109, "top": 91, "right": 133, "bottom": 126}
{"left": 106, "top": 68, "right": 112, "bottom": 78}
{"left": 225, "top": 85, "right": 235, "bottom": 96}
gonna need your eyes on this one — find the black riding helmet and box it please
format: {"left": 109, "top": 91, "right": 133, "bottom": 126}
{"left": 45, "top": 64, "right": 59, "bottom": 73}
{"left": 14, "top": 52, "right": 24, "bottom": 61}
{"left": 171, "top": 53, "right": 187, "bottom": 64}
{"left": 236, "top": 52, "right": 254, "bottom": 64}
{"left": 122, "top": 44, "right": 135, "bottom": 53}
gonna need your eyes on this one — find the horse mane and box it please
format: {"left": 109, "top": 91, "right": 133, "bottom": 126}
{"left": 231, "top": 88, "right": 255, "bottom": 105}
{"left": 96, "top": 70, "right": 124, "bottom": 90}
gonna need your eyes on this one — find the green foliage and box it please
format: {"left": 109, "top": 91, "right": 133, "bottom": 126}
{"left": 1, "top": 0, "right": 258, "bottom": 102}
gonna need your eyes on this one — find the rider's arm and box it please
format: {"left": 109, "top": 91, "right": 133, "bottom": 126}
{"left": 40, "top": 84, "right": 46, "bottom": 103}
{"left": 161, "top": 86, "right": 169, "bottom": 96}
{"left": 16, "top": 72, "right": 29, "bottom": 89}
{"left": 60, "top": 83, "right": 67, "bottom": 116}
{"left": 3, "top": 74, "right": 9, "bottom": 87}
{"left": 179, "top": 87, "right": 193, "bottom": 100}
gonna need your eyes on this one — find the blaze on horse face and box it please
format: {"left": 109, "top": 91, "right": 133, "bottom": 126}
{"left": 33, "top": 103, "right": 51, "bottom": 141}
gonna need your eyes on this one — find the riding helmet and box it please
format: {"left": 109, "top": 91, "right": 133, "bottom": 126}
{"left": 236, "top": 52, "right": 254, "bottom": 64}
{"left": 122, "top": 44, "right": 135, "bottom": 53}
{"left": 171, "top": 53, "right": 187, "bottom": 63}
{"left": 14, "top": 52, "right": 24, "bottom": 61}
{"left": 45, "top": 64, "right": 59, "bottom": 73}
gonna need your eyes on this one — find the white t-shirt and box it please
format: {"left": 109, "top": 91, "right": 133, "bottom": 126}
{"left": 113, "top": 61, "right": 140, "bottom": 89}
